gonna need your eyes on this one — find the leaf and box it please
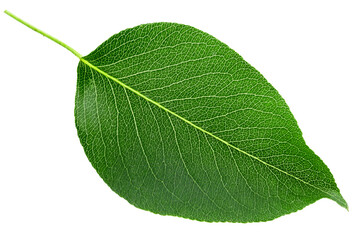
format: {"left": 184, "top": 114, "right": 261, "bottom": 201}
{"left": 5, "top": 11, "right": 347, "bottom": 223}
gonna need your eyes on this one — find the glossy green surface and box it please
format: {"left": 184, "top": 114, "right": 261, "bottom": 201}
{"left": 74, "top": 23, "right": 347, "bottom": 222}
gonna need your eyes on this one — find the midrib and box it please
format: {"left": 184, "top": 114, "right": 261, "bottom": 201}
{"left": 80, "top": 57, "right": 342, "bottom": 205}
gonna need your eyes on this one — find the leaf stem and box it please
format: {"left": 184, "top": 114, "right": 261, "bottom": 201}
{"left": 4, "top": 10, "right": 83, "bottom": 59}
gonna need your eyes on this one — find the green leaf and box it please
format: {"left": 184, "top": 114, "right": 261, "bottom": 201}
{"left": 5, "top": 11, "right": 347, "bottom": 223}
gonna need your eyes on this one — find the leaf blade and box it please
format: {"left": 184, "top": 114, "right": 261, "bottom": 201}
{"left": 75, "top": 22, "right": 347, "bottom": 222}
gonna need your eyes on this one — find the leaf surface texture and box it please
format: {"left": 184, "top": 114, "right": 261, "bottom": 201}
{"left": 75, "top": 23, "right": 347, "bottom": 222}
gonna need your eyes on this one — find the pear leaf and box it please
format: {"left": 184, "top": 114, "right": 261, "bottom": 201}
{"left": 5, "top": 11, "right": 347, "bottom": 222}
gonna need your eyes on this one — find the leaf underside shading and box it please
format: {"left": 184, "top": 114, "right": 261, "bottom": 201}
{"left": 74, "top": 22, "right": 347, "bottom": 222}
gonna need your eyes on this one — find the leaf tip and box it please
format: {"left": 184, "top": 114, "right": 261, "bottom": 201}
{"left": 327, "top": 189, "right": 348, "bottom": 211}
{"left": 338, "top": 195, "right": 349, "bottom": 211}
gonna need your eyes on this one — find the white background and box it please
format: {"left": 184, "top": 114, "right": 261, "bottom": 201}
{"left": 1, "top": 0, "right": 359, "bottom": 239}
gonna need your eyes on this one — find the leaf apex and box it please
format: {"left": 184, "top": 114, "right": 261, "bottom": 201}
{"left": 328, "top": 190, "right": 348, "bottom": 211}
